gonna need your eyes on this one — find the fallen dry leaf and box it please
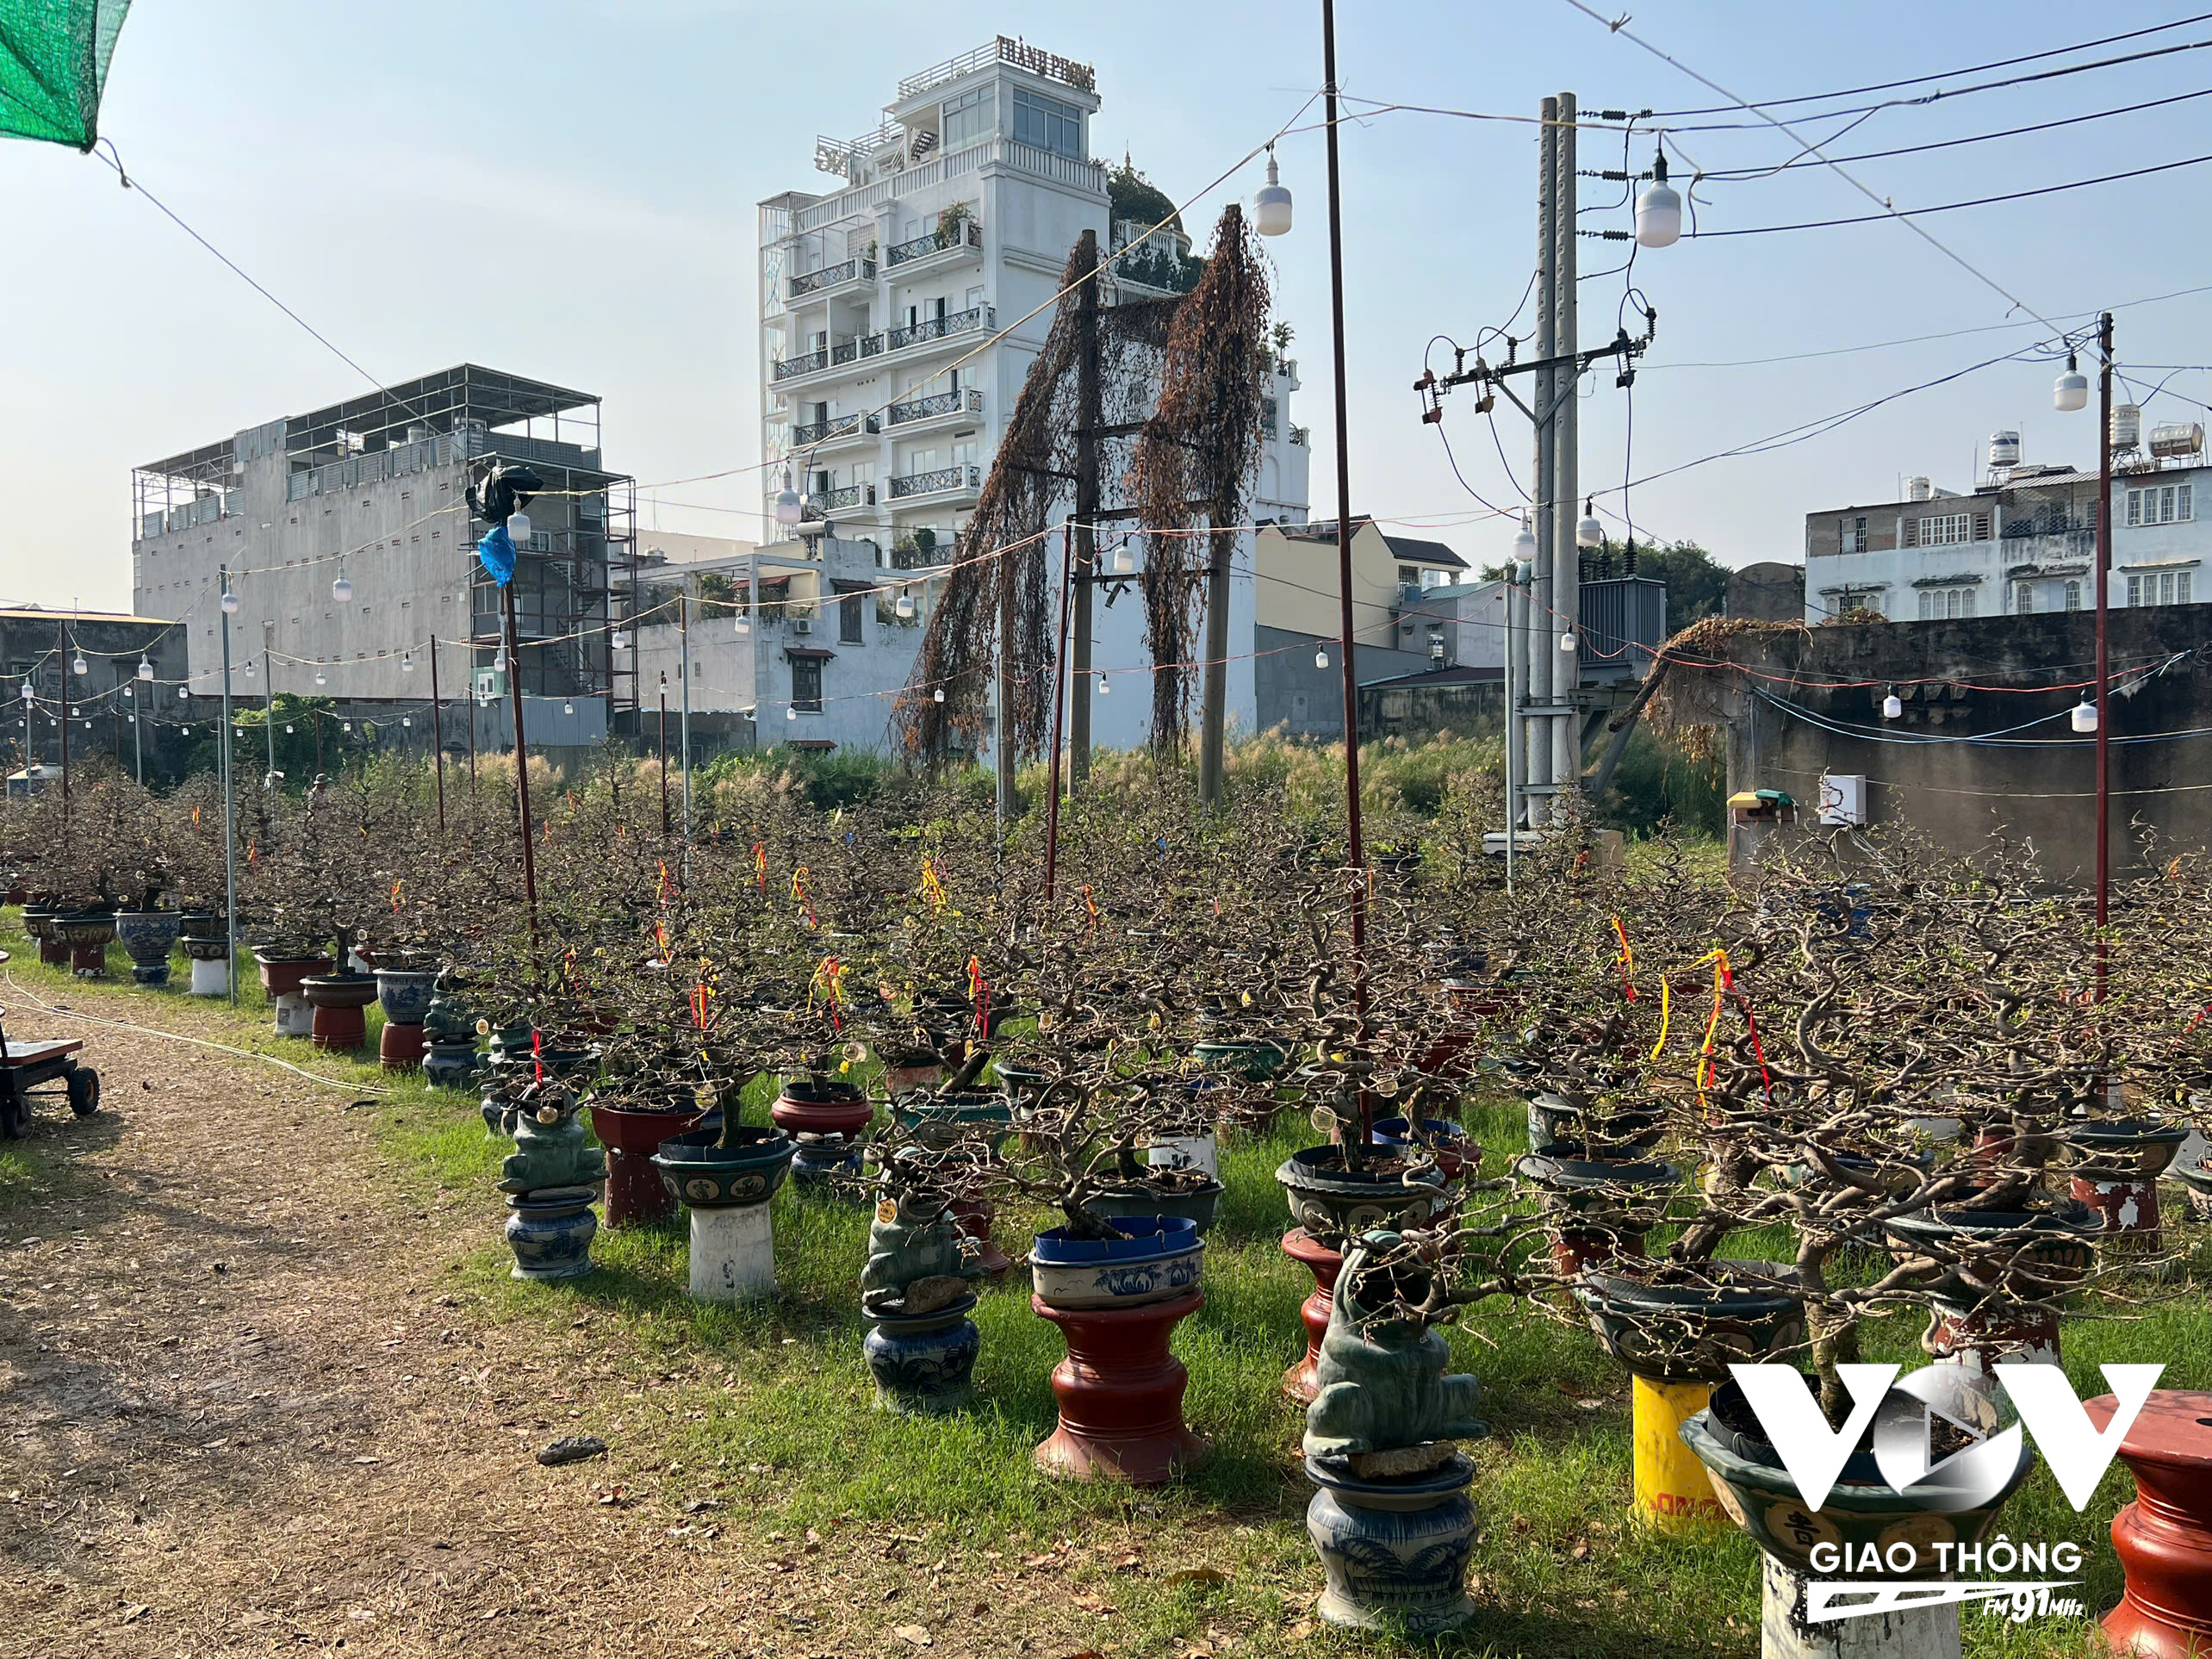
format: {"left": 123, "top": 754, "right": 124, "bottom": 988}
{"left": 893, "top": 1625, "right": 932, "bottom": 1648}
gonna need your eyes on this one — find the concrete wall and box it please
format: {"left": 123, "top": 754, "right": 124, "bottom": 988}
{"left": 1672, "top": 609, "right": 2212, "bottom": 885}
{"left": 1255, "top": 625, "right": 1432, "bottom": 740}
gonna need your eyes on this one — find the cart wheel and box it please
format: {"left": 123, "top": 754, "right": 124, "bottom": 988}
{"left": 0, "top": 1094, "right": 22, "bottom": 1139}
{"left": 66, "top": 1067, "right": 99, "bottom": 1118}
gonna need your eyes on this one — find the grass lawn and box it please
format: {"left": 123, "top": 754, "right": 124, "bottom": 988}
{"left": 2, "top": 922, "right": 2203, "bottom": 1657}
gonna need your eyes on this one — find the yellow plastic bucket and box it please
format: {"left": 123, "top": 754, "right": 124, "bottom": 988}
{"left": 1632, "top": 1373, "right": 1730, "bottom": 1533}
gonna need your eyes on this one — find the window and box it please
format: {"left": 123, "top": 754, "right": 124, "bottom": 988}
{"left": 1961, "top": 589, "right": 1978, "bottom": 618}
{"left": 791, "top": 657, "right": 822, "bottom": 712}
{"left": 1918, "top": 591, "right": 1934, "bottom": 620}
{"left": 1912, "top": 513, "right": 1972, "bottom": 546}
{"left": 2016, "top": 582, "right": 2035, "bottom": 614}
{"left": 941, "top": 86, "right": 993, "bottom": 148}
{"left": 1839, "top": 515, "right": 1867, "bottom": 554}
{"left": 2064, "top": 580, "right": 2082, "bottom": 611}
{"left": 2183, "top": 572, "right": 2196, "bottom": 604}
{"left": 1011, "top": 87, "right": 1082, "bottom": 157}
{"left": 839, "top": 592, "right": 864, "bottom": 643}
{"left": 2160, "top": 571, "right": 2177, "bottom": 605}
{"left": 2125, "top": 484, "right": 2196, "bottom": 526}
{"left": 2128, "top": 575, "right": 2142, "bottom": 606}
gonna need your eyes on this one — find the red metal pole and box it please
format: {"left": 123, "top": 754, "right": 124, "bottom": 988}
{"left": 1044, "top": 521, "right": 1075, "bottom": 906}
{"left": 503, "top": 578, "right": 542, "bottom": 955}
{"left": 657, "top": 674, "right": 669, "bottom": 839}
{"left": 1321, "top": 0, "right": 1371, "bottom": 1089}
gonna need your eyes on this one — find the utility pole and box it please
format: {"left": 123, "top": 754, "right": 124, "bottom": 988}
{"left": 2094, "top": 310, "right": 2115, "bottom": 955}
{"left": 679, "top": 593, "right": 693, "bottom": 864}
{"left": 1070, "top": 227, "right": 1103, "bottom": 787}
{"left": 1504, "top": 560, "right": 1519, "bottom": 892}
{"left": 1550, "top": 90, "right": 1581, "bottom": 798}
{"left": 1528, "top": 96, "right": 1558, "bottom": 823}
{"left": 55, "top": 616, "right": 69, "bottom": 816}
{"left": 1045, "top": 522, "right": 1075, "bottom": 902}
{"left": 1198, "top": 514, "right": 1231, "bottom": 805}
{"left": 217, "top": 567, "right": 237, "bottom": 1006}
{"left": 262, "top": 648, "right": 276, "bottom": 786}
{"left": 657, "top": 671, "right": 670, "bottom": 837}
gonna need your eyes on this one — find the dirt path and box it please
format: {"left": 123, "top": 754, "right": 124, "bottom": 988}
{"left": 0, "top": 992, "right": 1116, "bottom": 1659}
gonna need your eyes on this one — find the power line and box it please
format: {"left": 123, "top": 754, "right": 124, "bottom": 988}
{"left": 1650, "top": 14, "right": 2212, "bottom": 117}
{"left": 1684, "top": 152, "right": 2212, "bottom": 238}
{"left": 1691, "top": 87, "right": 2212, "bottom": 181}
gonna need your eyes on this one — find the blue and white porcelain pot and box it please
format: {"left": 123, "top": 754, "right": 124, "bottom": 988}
{"left": 503, "top": 1184, "right": 601, "bottom": 1282}
{"left": 862, "top": 1295, "right": 982, "bottom": 1415}
{"left": 1305, "top": 1453, "right": 1477, "bottom": 1633}
{"left": 651, "top": 1124, "right": 797, "bottom": 1210}
{"left": 374, "top": 966, "right": 438, "bottom": 1026}
{"left": 1030, "top": 1215, "right": 1204, "bottom": 1309}
{"left": 112, "top": 910, "right": 179, "bottom": 985}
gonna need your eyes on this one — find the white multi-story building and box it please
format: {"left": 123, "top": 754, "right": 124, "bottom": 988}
{"left": 712, "top": 35, "right": 1307, "bottom": 757}
{"left": 1802, "top": 422, "right": 2212, "bottom": 624}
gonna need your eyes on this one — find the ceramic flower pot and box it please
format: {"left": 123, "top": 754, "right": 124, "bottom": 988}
{"left": 1304, "top": 1454, "right": 1477, "bottom": 1634}
{"left": 373, "top": 966, "right": 438, "bottom": 1027}
{"left": 590, "top": 1097, "right": 707, "bottom": 1227}
{"left": 863, "top": 1295, "right": 981, "bottom": 1416}
{"left": 653, "top": 1125, "right": 798, "bottom": 1302}
{"left": 1085, "top": 1177, "right": 1226, "bottom": 1236}
{"left": 254, "top": 951, "right": 332, "bottom": 999}
{"left": 773, "top": 1077, "right": 872, "bottom": 1188}
{"left": 112, "top": 910, "right": 179, "bottom": 986}
{"left": 1525, "top": 1090, "right": 1664, "bottom": 1160}
{"left": 2088, "top": 1388, "right": 2212, "bottom": 1659}
{"left": 1282, "top": 1227, "right": 1346, "bottom": 1403}
{"left": 2066, "top": 1116, "right": 2190, "bottom": 1256}
{"left": 890, "top": 1089, "right": 1012, "bottom": 1149}
{"left": 1191, "top": 1036, "right": 1291, "bottom": 1081}
{"left": 1276, "top": 1146, "right": 1451, "bottom": 1246}
{"left": 19, "top": 904, "right": 66, "bottom": 968}
{"left": 55, "top": 911, "right": 116, "bottom": 978}
{"left": 2173, "top": 1159, "right": 2212, "bottom": 1221}
{"left": 1031, "top": 1215, "right": 1205, "bottom": 1309}
{"left": 1576, "top": 1262, "right": 1805, "bottom": 1384}
{"left": 503, "top": 1185, "right": 601, "bottom": 1282}
{"left": 1370, "top": 1116, "right": 1479, "bottom": 1183}
{"left": 301, "top": 972, "right": 377, "bottom": 1051}
{"left": 1518, "top": 1153, "right": 1681, "bottom": 1277}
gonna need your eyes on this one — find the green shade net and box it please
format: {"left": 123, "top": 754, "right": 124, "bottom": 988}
{"left": 0, "top": 0, "right": 132, "bottom": 150}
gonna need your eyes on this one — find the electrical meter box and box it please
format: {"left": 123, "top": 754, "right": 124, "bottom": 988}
{"left": 1817, "top": 774, "right": 1866, "bottom": 827}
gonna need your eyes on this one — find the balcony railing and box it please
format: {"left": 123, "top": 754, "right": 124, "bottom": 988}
{"left": 888, "top": 387, "right": 985, "bottom": 426}
{"left": 773, "top": 347, "right": 830, "bottom": 382}
{"left": 887, "top": 306, "right": 993, "bottom": 352}
{"left": 791, "top": 412, "right": 879, "bottom": 445}
{"left": 805, "top": 483, "right": 877, "bottom": 514}
{"left": 787, "top": 256, "right": 874, "bottom": 300}
{"left": 888, "top": 464, "right": 981, "bottom": 500}
{"left": 1289, "top": 426, "right": 1310, "bottom": 446}
{"left": 886, "top": 220, "right": 983, "bottom": 267}
{"left": 890, "top": 539, "right": 955, "bottom": 569}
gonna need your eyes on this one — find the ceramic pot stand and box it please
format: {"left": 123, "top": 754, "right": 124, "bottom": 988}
{"left": 2090, "top": 1388, "right": 2212, "bottom": 1659}
{"left": 1281, "top": 1227, "right": 1345, "bottom": 1404}
{"left": 1031, "top": 1287, "right": 1208, "bottom": 1485}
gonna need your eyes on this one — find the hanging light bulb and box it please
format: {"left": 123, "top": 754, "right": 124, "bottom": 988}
{"left": 1635, "top": 150, "right": 1681, "bottom": 249}
{"left": 332, "top": 571, "right": 353, "bottom": 603}
{"left": 734, "top": 612, "right": 749, "bottom": 636}
{"left": 285, "top": 724, "right": 294, "bottom": 733}
{"left": 135, "top": 656, "right": 154, "bottom": 681}
{"left": 2072, "top": 698, "right": 2098, "bottom": 733}
{"left": 1097, "top": 671, "right": 1110, "bottom": 696}
{"left": 2054, "top": 353, "right": 2090, "bottom": 413}
{"left": 1253, "top": 146, "right": 1293, "bottom": 237}
{"left": 506, "top": 510, "right": 531, "bottom": 544}
{"left": 128, "top": 715, "right": 135, "bottom": 725}
{"left": 493, "top": 648, "right": 507, "bottom": 673}
{"left": 774, "top": 468, "right": 803, "bottom": 527}
{"left": 1512, "top": 518, "right": 1538, "bottom": 566}
{"left": 402, "top": 652, "right": 415, "bottom": 673}
{"left": 786, "top": 704, "right": 798, "bottom": 720}
{"left": 221, "top": 590, "right": 239, "bottom": 614}
{"left": 314, "top": 669, "right": 327, "bottom": 687}
{"left": 612, "top": 629, "right": 631, "bottom": 652}
{"left": 401, "top": 716, "right": 412, "bottom": 728}
{"left": 1315, "top": 646, "right": 1330, "bottom": 669}
{"left": 242, "top": 659, "right": 256, "bottom": 680}
{"left": 1882, "top": 691, "right": 1904, "bottom": 720}
{"left": 71, "top": 652, "right": 87, "bottom": 676}
{"left": 1112, "top": 543, "right": 1134, "bottom": 575}
{"left": 123, "top": 685, "right": 134, "bottom": 700}
{"left": 18, "top": 681, "right": 31, "bottom": 703}
{"left": 1575, "top": 499, "right": 1604, "bottom": 549}
{"left": 562, "top": 701, "right": 574, "bottom": 716}
{"left": 933, "top": 687, "right": 945, "bottom": 704}
{"left": 1559, "top": 631, "right": 1577, "bottom": 653}
{"left": 896, "top": 586, "right": 915, "bottom": 619}
{"left": 342, "top": 721, "right": 352, "bottom": 733}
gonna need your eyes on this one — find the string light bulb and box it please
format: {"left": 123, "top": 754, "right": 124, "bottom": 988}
{"left": 2054, "top": 353, "right": 2090, "bottom": 413}
{"left": 401, "top": 716, "right": 412, "bottom": 727}
{"left": 562, "top": 701, "right": 574, "bottom": 716}
{"left": 1112, "top": 543, "right": 1134, "bottom": 575}
{"left": 1315, "top": 646, "right": 1330, "bottom": 669}
{"left": 1882, "top": 691, "right": 1903, "bottom": 720}
{"left": 1097, "top": 671, "right": 1109, "bottom": 696}
{"left": 221, "top": 590, "right": 239, "bottom": 614}
{"left": 786, "top": 703, "right": 798, "bottom": 720}
{"left": 506, "top": 510, "right": 531, "bottom": 544}
{"left": 241, "top": 659, "right": 256, "bottom": 680}
{"left": 2072, "top": 698, "right": 2098, "bottom": 733}
{"left": 332, "top": 571, "right": 352, "bottom": 603}
{"left": 896, "top": 586, "right": 914, "bottom": 619}
{"left": 1559, "top": 631, "right": 1577, "bottom": 653}
{"left": 612, "top": 629, "right": 631, "bottom": 652}
{"left": 932, "top": 687, "right": 944, "bottom": 704}
{"left": 1253, "top": 146, "right": 1293, "bottom": 237}
{"left": 1512, "top": 518, "right": 1538, "bottom": 565}
{"left": 1635, "top": 150, "right": 1681, "bottom": 249}
{"left": 492, "top": 648, "right": 507, "bottom": 674}
{"left": 734, "top": 612, "right": 749, "bottom": 636}
{"left": 401, "top": 652, "right": 415, "bottom": 673}
{"left": 314, "top": 669, "right": 326, "bottom": 687}
{"left": 71, "top": 652, "right": 86, "bottom": 676}
{"left": 135, "top": 656, "right": 154, "bottom": 681}
{"left": 774, "top": 468, "right": 803, "bottom": 527}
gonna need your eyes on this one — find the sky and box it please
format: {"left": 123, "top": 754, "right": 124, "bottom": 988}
{"left": 4, "top": 0, "right": 2210, "bottom": 612}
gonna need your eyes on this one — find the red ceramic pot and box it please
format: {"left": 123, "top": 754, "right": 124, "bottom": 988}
{"left": 379, "top": 1022, "right": 426, "bottom": 1071}
{"left": 590, "top": 1099, "right": 705, "bottom": 1228}
{"left": 1281, "top": 1227, "right": 1343, "bottom": 1405}
{"left": 771, "top": 1079, "right": 872, "bottom": 1142}
{"left": 1925, "top": 1298, "right": 2060, "bottom": 1372}
{"left": 883, "top": 1059, "right": 944, "bottom": 1097}
{"left": 257, "top": 955, "right": 332, "bottom": 999}
{"left": 950, "top": 1195, "right": 1013, "bottom": 1281}
{"left": 1032, "top": 1288, "right": 1208, "bottom": 1486}
{"left": 2088, "top": 1389, "right": 2212, "bottom": 1658}
{"left": 302, "top": 973, "right": 376, "bottom": 1051}
{"left": 1549, "top": 1222, "right": 1648, "bottom": 1279}
{"left": 2072, "top": 1172, "right": 2167, "bottom": 1258}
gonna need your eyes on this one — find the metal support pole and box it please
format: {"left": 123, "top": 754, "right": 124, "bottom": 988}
{"left": 1198, "top": 516, "right": 1231, "bottom": 805}
{"left": 1321, "top": 0, "right": 1370, "bottom": 1066}
{"left": 1526, "top": 99, "right": 1560, "bottom": 827}
{"left": 1044, "top": 522, "right": 1075, "bottom": 904}
{"left": 427, "top": 637, "right": 446, "bottom": 835}
{"left": 217, "top": 568, "right": 237, "bottom": 1006}
{"left": 56, "top": 617, "right": 69, "bottom": 817}
{"left": 132, "top": 685, "right": 143, "bottom": 785}
{"left": 1551, "top": 90, "right": 1581, "bottom": 800}
{"left": 1504, "top": 564, "right": 1519, "bottom": 894}
{"left": 501, "top": 578, "right": 542, "bottom": 956}
{"left": 2094, "top": 311, "right": 2114, "bottom": 985}
{"left": 262, "top": 649, "right": 276, "bottom": 786}
{"left": 1071, "top": 228, "right": 1102, "bottom": 788}
{"left": 679, "top": 593, "right": 693, "bottom": 864}
{"left": 994, "top": 570, "right": 1016, "bottom": 833}
{"left": 657, "top": 674, "right": 670, "bottom": 838}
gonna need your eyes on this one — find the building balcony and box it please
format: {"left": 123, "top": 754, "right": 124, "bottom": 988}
{"left": 885, "top": 219, "right": 983, "bottom": 271}
{"left": 887, "top": 463, "right": 981, "bottom": 502}
{"left": 786, "top": 256, "right": 875, "bottom": 304}
{"left": 889, "top": 536, "right": 958, "bottom": 570}
{"left": 1289, "top": 425, "right": 1309, "bottom": 446}
{"left": 887, "top": 387, "right": 985, "bottom": 432}
{"left": 805, "top": 482, "right": 877, "bottom": 515}
{"left": 887, "top": 305, "right": 994, "bottom": 355}
{"left": 792, "top": 411, "right": 880, "bottom": 448}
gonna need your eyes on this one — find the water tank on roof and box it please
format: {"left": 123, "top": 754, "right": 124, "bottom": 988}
{"left": 1906, "top": 475, "right": 1934, "bottom": 501}
{"left": 1987, "top": 430, "right": 2021, "bottom": 471}
{"left": 2149, "top": 421, "right": 2205, "bottom": 460}
{"left": 2110, "top": 404, "right": 2142, "bottom": 451}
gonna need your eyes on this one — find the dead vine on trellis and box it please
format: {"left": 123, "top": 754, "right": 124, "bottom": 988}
{"left": 892, "top": 206, "right": 1271, "bottom": 766}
